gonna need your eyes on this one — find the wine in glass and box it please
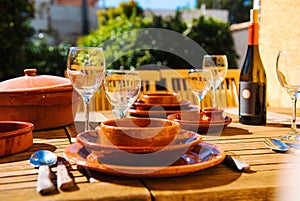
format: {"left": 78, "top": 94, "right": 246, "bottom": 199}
{"left": 67, "top": 47, "right": 106, "bottom": 131}
{"left": 276, "top": 50, "right": 300, "bottom": 141}
{"left": 203, "top": 55, "right": 228, "bottom": 108}
{"left": 104, "top": 70, "right": 141, "bottom": 119}
{"left": 187, "top": 69, "right": 213, "bottom": 112}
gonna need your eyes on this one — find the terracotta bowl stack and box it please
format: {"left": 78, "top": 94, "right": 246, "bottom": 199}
{"left": 129, "top": 93, "right": 192, "bottom": 118}
{"left": 76, "top": 118, "right": 202, "bottom": 162}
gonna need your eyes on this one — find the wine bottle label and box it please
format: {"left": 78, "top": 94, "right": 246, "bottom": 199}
{"left": 240, "top": 81, "right": 263, "bottom": 116}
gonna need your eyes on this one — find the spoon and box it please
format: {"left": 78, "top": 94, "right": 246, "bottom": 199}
{"left": 30, "top": 150, "right": 57, "bottom": 194}
{"left": 264, "top": 138, "right": 290, "bottom": 152}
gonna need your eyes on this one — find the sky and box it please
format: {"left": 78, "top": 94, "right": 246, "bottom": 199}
{"left": 100, "top": 0, "right": 197, "bottom": 10}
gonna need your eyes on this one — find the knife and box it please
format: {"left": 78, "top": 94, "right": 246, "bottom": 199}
{"left": 223, "top": 154, "right": 251, "bottom": 172}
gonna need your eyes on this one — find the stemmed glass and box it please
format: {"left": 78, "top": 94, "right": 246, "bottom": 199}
{"left": 187, "top": 69, "right": 213, "bottom": 112}
{"left": 67, "top": 47, "right": 106, "bottom": 131}
{"left": 104, "top": 70, "right": 141, "bottom": 119}
{"left": 276, "top": 50, "right": 300, "bottom": 141}
{"left": 203, "top": 55, "right": 228, "bottom": 108}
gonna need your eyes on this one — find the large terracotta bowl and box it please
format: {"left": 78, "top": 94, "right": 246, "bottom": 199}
{"left": 0, "top": 69, "right": 79, "bottom": 130}
{"left": 0, "top": 121, "right": 34, "bottom": 157}
{"left": 99, "top": 118, "right": 180, "bottom": 147}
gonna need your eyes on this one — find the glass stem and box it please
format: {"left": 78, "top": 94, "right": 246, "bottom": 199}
{"left": 84, "top": 97, "right": 90, "bottom": 131}
{"left": 118, "top": 110, "right": 127, "bottom": 118}
{"left": 112, "top": 108, "right": 128, "bottom": 119}
{"left": 212, "top": 86, "right": 217, "bottom": 108}
{"left": 290, "top": 94, "right": 298, "bottom": 134}
{"left": 198, "top": 96, "right": 203, "bottom": 113}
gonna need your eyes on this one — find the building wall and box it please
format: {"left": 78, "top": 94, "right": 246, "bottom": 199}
{"left": 54, "top": 0, "right": 98, "bottom": 7}
{"left": 146, "top": 9, "right": 229, "bottom": 22}
{"left": 260, "top": 0, "right": 300, "bottom": 108}
{"left": 31, "top": 2, "right": 98, "bottom": 44}
{"left": 230, "top": 22, "right": 248, "bottom": 68}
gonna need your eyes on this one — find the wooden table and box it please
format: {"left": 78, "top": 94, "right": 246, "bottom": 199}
{"left": 1, "top": 108, "right": 299, "bottom": 201}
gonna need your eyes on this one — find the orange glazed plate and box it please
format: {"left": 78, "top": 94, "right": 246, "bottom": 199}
{"left": 63, "top": 141, "right": 226, "bottom": 178}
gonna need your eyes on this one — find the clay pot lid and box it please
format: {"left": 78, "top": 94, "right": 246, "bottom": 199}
{"left": 0, "top": 69, "right": 72, "bottom": 92}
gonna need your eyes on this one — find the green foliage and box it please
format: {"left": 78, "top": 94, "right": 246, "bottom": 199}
{"left": 0, "top": 0, "right": 71, "bottom": 81}
{"left": 78, "top": 2, "right": 238, "bottom": 69}
{"left": 149, "top": 10, "right": 187, "bottom": 33}
{"left": 78, "top": 13, "right": 147, "bottom": 69}
{"left": 24, "top": 38, "right": 72, "bottom": 77}
{"left": 97, "top": 0, "right": 143, "bottom": 25}
{"left": 79, "top": 8, "right": 193, "bottom": 70}
{"left": 185, "top": 16, "right": 238, "bottom": 67}
{"left": 0, "top": 0, "right": 240, "bottom": 82}
{"left": 139, "top": 11, "right": 193, "bottom": 69}
{"left": 0, "top": 0, "right": 35, "bottom": 81}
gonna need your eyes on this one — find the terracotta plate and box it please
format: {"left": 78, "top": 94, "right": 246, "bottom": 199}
{"left": 77, "top": 129, "right": 202, "bottom": 154}
{"left": 63, "top": 142, "right": 226, "bottom": 178}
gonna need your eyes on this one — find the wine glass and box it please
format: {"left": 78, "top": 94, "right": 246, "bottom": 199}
{"left": 67, "top": 47, "right": 106, "bottom": 131}
{"left": 104, "top": 70, "right": 141, "bottom": 119}
{"left": 276, "top": 50, "right": 300, "bottom": 141}
{"left": 187, "top": 69, "right": 213, "bottom": 112}
{"left": 202, "top": 55, "right": 228, "bottom": 108}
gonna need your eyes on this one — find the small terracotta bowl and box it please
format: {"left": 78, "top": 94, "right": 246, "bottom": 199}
{"left": 99, "top": 118, "right": 180, "bottom": 147}
{"left": 0, "top": 121, "right": 34, "bottom": 157}
{"left": 168, "top": 108, "right": 225, "bottom": 123}
{"left": 167, "top": 108, "right": 231, "bottom": 133}
{"left": 141, "top": 93, "right": 181, "bottom": 104}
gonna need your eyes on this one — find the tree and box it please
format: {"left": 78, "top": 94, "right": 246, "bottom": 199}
{"left": 185, "top": 16, "right": 238, "bottom": 67}
{"left": 0, "top": 0, "right": 35, "bottom": 81}
{"left": 196, "top": 0, "right": 254, "bottom": 24}
{"left": 78, "top": 1, "right": 239, "bottom": 69}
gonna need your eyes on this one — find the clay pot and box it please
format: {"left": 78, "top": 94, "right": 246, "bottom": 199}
{"left": 0, "top": 69, "right": 79, "bottom": 130}
{"left": 0, "top": 121, "right": 34, "bottom": 157}
{"left": 99, "top": 118, "right": 180, "bottom": 147}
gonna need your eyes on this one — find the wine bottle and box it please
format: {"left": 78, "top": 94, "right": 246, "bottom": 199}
{"left": 239, "top": 9, "right": 267, "bottom": 125}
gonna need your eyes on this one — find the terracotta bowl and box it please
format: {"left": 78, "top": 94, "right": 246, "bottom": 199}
{"left": 0, "top": 121, "right": 34, "bottom": 157}
{"left": 140, "top": 93, "right": 181, "bottom": 105}
{"left": 168, "top": 108, "right": 225, "bottom": 123}
{"left": 167, "top": 108, "right": 231, "bottom": 133}
{"left": 99, "top": 118, "right": 180, "bottom": 147}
